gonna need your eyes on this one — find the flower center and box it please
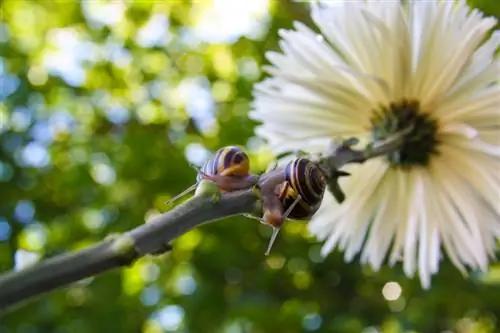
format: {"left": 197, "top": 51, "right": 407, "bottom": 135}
{"left": 370, "top": 99, "right": 439, "bottom": 168}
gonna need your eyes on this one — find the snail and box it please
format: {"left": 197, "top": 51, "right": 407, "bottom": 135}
{"left": 166, "top": 146, "right": 258, "bottom": 204}
{"left": 267, "top": 157, "right": 329, "bottom": 255}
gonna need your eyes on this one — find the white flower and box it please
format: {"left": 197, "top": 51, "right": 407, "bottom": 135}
{"left": 250, "top": 0, "right": 500, "bottom": 288}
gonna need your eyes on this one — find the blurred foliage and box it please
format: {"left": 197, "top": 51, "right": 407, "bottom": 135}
{"left": 0, "top": 1, "right": 499, "bottom": 333}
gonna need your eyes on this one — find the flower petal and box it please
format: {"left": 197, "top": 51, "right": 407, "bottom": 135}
{"left": 311, "top": 159, "right": 389, "bottom": 257}
{"left": 360, "top": 168, "right": 400, "bottom": 270}
{"left": 251, "top": 0, "right": 500, "bottom": 289}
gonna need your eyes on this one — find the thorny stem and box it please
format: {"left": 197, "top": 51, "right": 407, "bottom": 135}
{"left": 0, "top": 130, "right": 408, "bottom": 312}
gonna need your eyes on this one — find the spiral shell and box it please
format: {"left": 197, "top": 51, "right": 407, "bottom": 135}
{"left": 284, "top": 158, "right": 326, "bottom": 205}
{"left": 279, "top": 158, "right": 327, "bottom": 219}
{"left": 197, "top": 146, "right": 250, "bottom": 181}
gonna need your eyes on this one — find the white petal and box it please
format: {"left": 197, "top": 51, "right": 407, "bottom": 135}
{"left": 360, "top": 168, "right": 399, "bottom": 270}
{"left": 388, "top": 170, "right": 412, "bottom": 267}
{"left": 418, "top": 188, "right": 432, "bottom": 289}
{"left": 438, "top": 31, "right": 499, "bottom": 106}
{"left": 431, "top": 150, "right": 499, "bottom": 271}
{"left": 419, "top": 17, "right": 496, "bottom": 105}
{"left": 440, "top": 142, "right": 500, "bottom": 219}
{"left": 409, "top": 1, "right": 498, "bottom": 106}
{"left": 440, "top": 123, "right": 478, "bottom": 139}
{"left": 403, "top": 170, "right": 423, "bottom": 278}
{"left": 312, "top": 159, "right": 389, "bottom": 257}
{"left": 425, "top": 165, "right": 467, "bottom": 276}
{"left": 251, "top": 0, "right": 500, "bottom": 289}
{"left": 311, "top": 2, "right": 393, "bottom": 104}
{"left": 263, "top": 70, "right": 376, "bottom": 114}
{"left": 442, "top": 131, "right": 500, "bottom": 158}
{"left": 436, "top": 84, "right": 500, "bottom": 123}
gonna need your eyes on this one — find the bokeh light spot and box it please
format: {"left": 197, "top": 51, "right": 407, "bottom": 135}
{"left": 0, "top": 23, "right": 9, "bottom": 43}
{"left": 14, "top": 200, "right": 35, "bottom": 224}
{"left": 14, "top": 249, "right": 41, "bottom": 271}
{"left": 176, "top": 78, "right": 216, "bottom": 133}
{"left": 237, "top": 57, "right": 260, "bottom": 81}
{"left": 153, "top": 305, "right": 185, "bottom": 331}
{"left": 293, "top": 271, "right": 312, "bottom": 289}
{"left": 0, "top": 161, "right": 14, "bottom": 182}
{"left": 81, "top": 1, "right": 126, "bottom": 28}
{"left": 0, "top": 219, "right": 12, "bottom": 241}
{"left": 0, "top": 74, "right": 20, "bottom": 99}
{"left": 20, "top": 223, "right": 48, "bottom": 251}
{"left": 123, "top": 262, "right": 146, "bottom": 296}
{"left": 212, "top": 80, "right": 233, "bottom": 102}
{"left": 30, "top": 121, "right": 53, "bottom": 144}
{"left": 105, "top": 105, "right": 130, "bottom": 124}
{"left": 382, "top": 281, "right": 402, "bottom": 301}
{"left": 10, "top": 107, "right": 32, "bottom": 132}
{"left": 49, "top": 111, "right": 75, "bottom": 136}
{"left": 136, "top": 14, "right": 171, "bottom": 48}
{"left": 303, "top": 313, "right": 322, "bottom": 331}
{"left": 141, "top": 262, "right": 160, "bottom": 283}
{"left": 176, "top": 275, "right": 197, "bottom": 295}
{"left": 2, "top": 134, "right": 22, "bottom": 154}
{"left": 82, "top": 209, "right": 106, "bottom": 232}
{"left": 307, "top": 244, "right": 325, "bottom": 264}
{"left": 21, "top": 142, "right": 50, "bottom": 168}
{"left": 0, "top": 105, "right": 8, "bottom": 133}
{"left": 185, "top": 143, "right": 210, "bottom": 167}
{"left": 388, "top": 296, "right": 406, "bottom": 312}
{"left": 66, "top": 287, "right": 89, "bottom": 307}
{"left": 27, "top": 66, "right": 48, "bottom": 86}
{"left": 265, "top": 255, "right": 286, "bottom": 270}
{"left": 142, "top": 320, "right": 163, "bottom": 333}
{"left": 141, "top": 285, "right": 161, "bottom": 307}
{"left": 177, "top": 229, "right": 203, "bottom": 251}
{"left": 287, "top": 257, "right": 308, "bottom": 274}
{"left": 90, "top": 163, "right": 116, "bottom": 186}
{"left": 193, "top": 0, "right": 270, "bottom": 44}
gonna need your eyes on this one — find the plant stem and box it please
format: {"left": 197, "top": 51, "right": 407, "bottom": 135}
{"left": 0, "top": 190, "right": 258, "bottom": 312}
{"left": 0, "top": 239, "right": 130, "bottom": 312}
{"left": 0, "top": 129, "right": 407, "bottom": 312}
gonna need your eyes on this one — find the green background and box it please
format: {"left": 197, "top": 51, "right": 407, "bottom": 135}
{"left": 1, "top": 1, "right": 499, "bottom": 332}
